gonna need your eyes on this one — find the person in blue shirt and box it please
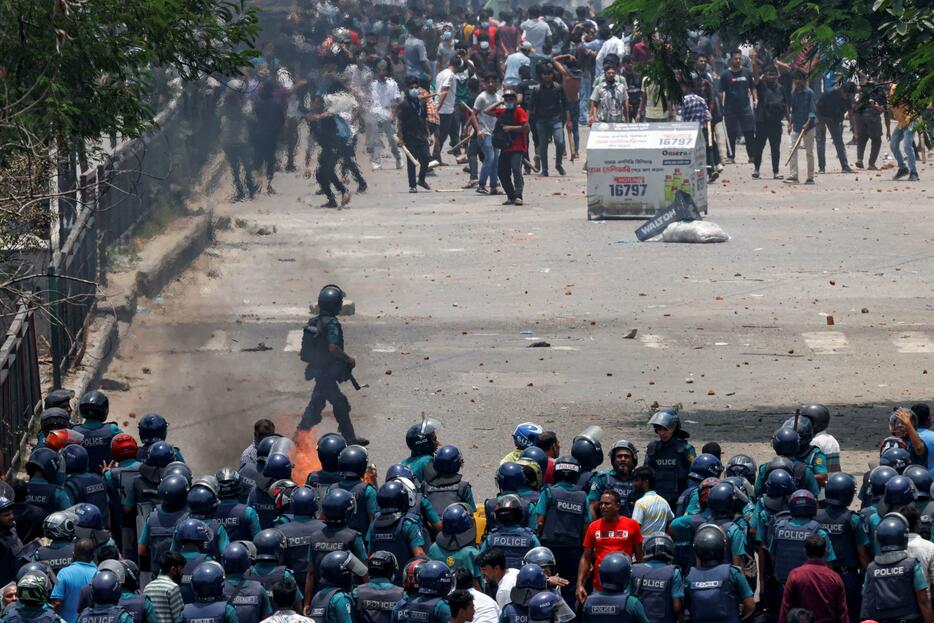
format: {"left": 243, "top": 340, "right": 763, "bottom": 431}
{"left": 50, "top": 539, "right": 99, "bottom": 623}
{"left": 911, "top": 404, "right": 934, "bottom": 471}
{"left": 307, "top": 552, "right": 366, "bottom": 623}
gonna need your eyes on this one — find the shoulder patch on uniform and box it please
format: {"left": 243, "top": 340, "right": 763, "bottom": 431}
{"left": 814, "top": 457, "right": 823, "bottom": 465}
{"left": 446, "top": 556, "right": 455, "bottom": 567}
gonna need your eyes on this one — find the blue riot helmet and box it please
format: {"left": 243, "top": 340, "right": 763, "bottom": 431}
{"left": 869, "top": 466, "right": 899, "bottom": 501}
{"left": 191, "top": 561, "right": 225, "bottom": 602}
{"left": 164, "top": 462, "right": 192, "bottom": 485}
{"left": 772, "top": 427, "right": 800, "bottom": 457}
{"left": 523, "top": 547, "right": 557, "bottom": 574}
{"left": 91, "top": 571, "right": 121, "bottom": 605}
{"left": 571, "top": 426, "right": 604, "bottom": 471}
{"left": 254, "top": 529, "right": 285, "bottom": 563}
{"left": 707, "top": 483, "right": 737, "bottom": 518}
{"left": 904, "top": 466, "right": 933, "bottom": 502}
{"left": 320, "top": 551, "right": 367, "bottom": 591}
{"left": 138, "top": 413, "right": 168, "bottom": 444}
{"left": 215, "top": 468, "right": 241, "bottom": 499}
{"left": 800, "top": 404, "right": 831, "bottom": 433}
{"left": 648, "top": 408, "right": 681, "bottom": 433}
{"left": 553, "top": 456, "right": 581, "bottom": 484}
{"left": 597, "top": 552, "right": 632, "bottom": 592}
{"left": 528, "top": 591, "right": 562, "bottom": 623}
{"left": 765, "top": 468, "right": 796, "bottom": 498}
{"left": 880, "top": 447, "right": 912, "bottom": 474}
{"left": 176, "top": 518, "right": 211, "bottom": 548}
{"left": 26, "top": 447, "right": 63, "bottom": 482}
{"left": 158, "top": 474, "right": 190, "bottom": 510}
{"left": 72, "top": 503, "right": 104, "bottom": 530}
{"left": 406, "top": 419, "right": 440, "bottom": 456}
{"left": 317, "top": 433, "right": 347, "bottom": 472}
{"left": 513, "top": 422, "right": 543, "bottom": 450}
{"left": 377, "top": 481, "right": 410, "bottom": 515}
{"left": 877, "top": 513, "right": 909, "bottom": 552}
{"left": 43, "top": 512, "right": 76, "bottom": 540}
{"left": 416, "top": 560, "right": 454, "bottom": 596}
{"left": 782, "top": 415, "right": 814, "bottom": 449}
{"left": 318, "top": 285, "right": 344, "bottom": 315}
{"left": 385, "top": 464, "right": 415, "bottom": 482}
{"left": 222, "top": 542, "right": 253, "bottom": 575}
{"left": 290, "top": 487, "right": 319, "bottom": 516}
{"left": 441, "top": 503, "right": 473, "bottom": 535}
{"left": 694, "top": 525, "right": 728, "bottom": 565}
{"left": 187, "top": 485, "right": 219, "bottom": 516}
{"left": 263, "top": 453, "right": 293, "bottom": 480}
{"left": 433, "top": 445, "right": 464, "bottom": 476}
{"left": 337, "top": 446, "right": 368, "bottom": 479}
{"left": 689, "top": 453, "right": 723, "bottom": 481}
{"left": 322, "top": 489, "right": 356, "bottom": 526}
{"left": 884, "top": 475, "right": 917, "bottom": 507}
{"left": 146, "top": 441, "right": 175, "bottom": 468}
{"left": 496, "top": 462, "right": 526, "bottom": 492}
{"left": 823, "top": 472, "right": 857, "bottom": 507}
{"left": 788, "top": 490, "right": 817, "bottom": 518}
{"left": 367, "top": 551, "right": 399, "bottom": 579}
{"left": 79, "top": 390, "right": 109, "bottom": 421}
{"left": 60, "top": 444, "right": 89, "bottom": 473}
{"left": 493, "top": 494, "right": 524, "bottom": 525}
{"left": 521, "top": 447, "right": 548, "bottom": 475}
{"left": 256, "top": 435, "right": 281, "bottom": 465}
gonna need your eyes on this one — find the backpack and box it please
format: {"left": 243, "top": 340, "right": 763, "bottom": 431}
{"left": 299, "top": 316, "right": 328, "bottom": 365}
{"left": 334, "top": 115, "right": 352, "bottom": 143}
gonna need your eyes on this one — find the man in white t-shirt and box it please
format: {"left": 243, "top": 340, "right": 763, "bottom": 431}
{"left": 478, "top": 548, "right": 520, "bottom": 609}
{"left": 366, "top": 62, "right": 402, "bottom": 169}
{"left": 433, "top": 56, "right": 460, "bottom": 162}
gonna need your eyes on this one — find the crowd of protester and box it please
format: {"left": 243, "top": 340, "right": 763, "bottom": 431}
{"left": 214, "top": 1, "right": 926, "bottom": 212}
{"left": 4, "top": 389, "right": 934, "bottom": 622}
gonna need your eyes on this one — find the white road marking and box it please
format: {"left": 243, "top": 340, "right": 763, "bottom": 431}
{"left": 802, "top": 332, "right": 848, "bottom": 354}
{"left": 640, "top": 334, "right": 668, "bottom": 349}
{"left": 893, "top": 332, "right": 934, "bottom": 353}
{"left": 284, "top": 330, "right": 303, "bottom": 352}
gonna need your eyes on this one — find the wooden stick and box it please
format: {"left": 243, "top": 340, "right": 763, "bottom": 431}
{"left": 784, "top": 124, "right": 810, "bottom": 167}
{"left": 447, "top": 128, "right": 474, "bottom": 154}
{"left": 566, "top": 125, "right": 577, "bottom": 161}
{"left": 706, "top": 120, "right": 713, "bottom": 148}
{"left": 400, "top": 144, "right": 418, "bottom": 166}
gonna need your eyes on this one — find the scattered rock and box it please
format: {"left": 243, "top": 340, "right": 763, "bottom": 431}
{"left": 206, "top": 269, "right": 220, "bottom": 279}
{"left": 254, "top": 227, "right": 274, "bottom": 236}
{"left": 385, "top": 369, "right": 392, "bottom": 375}
{"left": 826, "top": 315, "right": 835, "bottom": 325}
{"left": 623, "top": 329, "right": 638, "bottom": 339}
{"left": 707, "top": 389, "right": 716, "bottom": 395}
{"left": 861, "top": 308, "right": 869, "bottom": 313}
{"left": 215, "top": 216, "right": 232, "bottom": 230}
{"left": 234, "top": 218, "right": 249, "bottom": 228}
{"left": 528, "top": 341, "right": 551, "bottom": 348}
{"left": 142, "top": 367, "right": 152, "bottom": 374}
{"left": 242, "top": 342, "right": 272, "bottom": 352}
{"left": 100, "top": 378, "right": 130, "bottom": 391}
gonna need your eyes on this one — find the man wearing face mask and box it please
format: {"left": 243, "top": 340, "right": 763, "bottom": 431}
{"left": 504, "top": 42, "right": 533, "bottom": 87}
{"left": 472, "top": 11, "right": 497, "bottom": 47}
{"left": 588, "top": 61, "right": 628, "bottom": 125}
{"left": 529, "top": 64, "right": 570, "bottom": 177}
{"left": 486, "top": 89, "right": 529, "bottom": 206}
{"left": 469, "top": 35, "right": 500, "bottom": 82}
{"left": 436, "top": 27, "right": 456, "bottom": 76}
{"left": 397, "top": 77, "right": 433, "bottom": 193}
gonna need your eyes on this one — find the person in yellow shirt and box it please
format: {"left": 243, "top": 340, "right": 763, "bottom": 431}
{"left": 889, "top": 84, "right": 919, "bottom": 181}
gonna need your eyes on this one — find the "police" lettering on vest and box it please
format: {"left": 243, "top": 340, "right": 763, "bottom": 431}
{"left": 589, "top": 605, "right": 619, "bottom": 614}
{"left": 555, "top": 500, "right": 583, "bottom": 513}
{"left": 874, "top": 566, "right": 906, "bottom": 577}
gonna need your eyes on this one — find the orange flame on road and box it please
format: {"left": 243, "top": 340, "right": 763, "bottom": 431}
{"left": 292, "top": 428, "right": 322, "bottom": 485}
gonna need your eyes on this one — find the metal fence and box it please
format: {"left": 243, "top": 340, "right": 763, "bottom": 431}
{"left": 0, "top": 303, "right": 42, "bottom": 476}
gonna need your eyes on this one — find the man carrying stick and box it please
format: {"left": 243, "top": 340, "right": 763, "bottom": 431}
{"left": 785, "top": 69, "right": 817, "bottom": 185}
{"left": 398, "top": 76, "right": 433, "bottom": 193}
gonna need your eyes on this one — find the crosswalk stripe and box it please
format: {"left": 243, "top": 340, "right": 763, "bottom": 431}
{"left": 892, "top": 332, "right": 934, "bottom": 353}
{"left": 639, "top": 334, "right": 669, "bottom": 349}
{"left": 802, "top": 331, "right": 848, "bottom": 354}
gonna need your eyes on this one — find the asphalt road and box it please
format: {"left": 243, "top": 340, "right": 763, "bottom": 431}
{"left": 103, "top": 128, "right": 934, "bottom": 497}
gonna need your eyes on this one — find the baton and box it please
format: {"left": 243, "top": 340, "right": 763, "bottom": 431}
{"left": 784, "top": 120, "right": 812, "bottom": 167}
{"left": 400, "top": 144, "right": 419, "bottom": 166}
{"left": 447, "top": 128, "right": 474, "bottom": 154}
{"left": 349, "top": 374, "right": 366, "bottom": 390}
{"left": 706, "top": 121, "right": 713, "bottom": 148}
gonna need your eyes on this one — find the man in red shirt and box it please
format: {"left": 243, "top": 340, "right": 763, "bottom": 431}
{"left": 778, "top": 533, "right": 849, "bottom": 623}
{"left": 486, "top": 89, "right": 529, "bottom": 206}
{"left": 576, "top": 490, "right": 643, "bottom": 604}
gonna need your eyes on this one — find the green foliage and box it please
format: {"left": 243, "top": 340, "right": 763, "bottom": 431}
{"left": 605, "top": 0, "right": 933, "bottom": 113}
{"left": 0, "top": 0, "right": 258, "bottom": 163}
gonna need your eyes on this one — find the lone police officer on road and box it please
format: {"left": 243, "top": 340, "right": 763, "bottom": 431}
{"left": 298, "top": 285, "right": 368, "bottom": 446}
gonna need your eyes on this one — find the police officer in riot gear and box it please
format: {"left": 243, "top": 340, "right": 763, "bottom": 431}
{"left": 126, "top": 441, "right": 175, "bottom": 548}
{"left": 308, "top": 551, "right": 366, "bottom": 623}
{"left": 861, "top": 512, "right": 934, "bottom": 622}
{"left": 685, "top": 526, "right": 755, "bottom": 623}
{"left": 769, "top": 489, "right": 836, "bottom": 591}
{"left": 424, "top": 445, "right": 476, "bottom": 515}
{"left": 221, "top": 542, "right": 272, "bottom": 623}
{"left": 214, "top": 468, "right": 261, "bottom": 542}
{"left": 330, "top": 445, "right": 377, "bottom": 536}
{"left": 71, "top": 503, "right": 116, "bottom": 559}
{"left": 702, "top": 484, "right": 747, "bottom": 567}
{"left": 73, "top": 390, "right": 122, "bottom": 475}
{"left": 182, "top": 482, "right": 229, "bottom": 559}
{"left": 181, "top": 562, "right": 238, "bottom": 623}
{"left": 37, "top": 408, "right": 71, "bottom": 450}
{"left": 571, "top": 427, "right": 604, "bottom": 495}
{"left": 581, "top": 552, "right": 649, "bottom": 622}
{"left": 5, "top": 571, "right": 61, "bottom": 623}
{"left": 60, "top": 445, "right": 109, "bottom": 524}
{"left": 724, "top": 455, "right": 757, "bottom": 486}
{"left": 816, "top": 471, "right": 869, "bottom": 618}
{"left": 25, "top": 448, "right": 70, "bottom": 514}
{"left": 137, "top": 414, "right": 185, "bottom": 464}
{"left": 138, "top": 474, "right": 189, "bottom": 575}
{"left": 174, "top": 518, "right": 215, "bottom": 604}
{"left": 533, "top": 455, "right": 589, "bottom": 606}
{"left": 646, "top": 409, "right": 697, "bottom": 509}
{"left": 385, "top": 466, "right": 441, "bottom": 536}
{"left": 502, "top": 423, "right": 544, "bottom": 466}
{"left": 276, "top": 487, "right": 323, "bottom": 590}
{"left": 676, "top": 453, "right": 723, "bottom": 516}
{"left": 353, "top": 551, "right": 404, "bottom": 623}
{"left": 250, "top": 449, "right": 293, "bottom": 530}
{"left": 392, "top": 560, "right": 454, "bottom": 623}
{"left": 881, "top": 446, "right": 913, "bottom": 474}
{"left": 245, "top": 529, "right": 303, "bottom": 609}
{"left": 427, "top": 503, "right": 480, "bottom": 576}
{"left": 367, "top": 481, "right": 426, "bottom": 583}
{"left": 782, "top": 415, "right": 829, "bottom": 487}
{"left": 29, "top": 512, "right": 76, "bottom": 574}
{"left": 104, "top": 434, "right": 141, "bottom": 561}
{"left": 907, "top": 465, "right": 934, "bottom": 539}
{"left": 484, "top": 463, "right": 539, "bottom": 534}
{"left": 631, "top": 534, "right": 682, "bottom": 623}
{"left": 501, "top": 564, "right": 560, "bottom": 623}
{"left": 306, "top": 433, "right": 347, "bottom": 501}
{"left": 305, "top": 489, "right": 368, "bottom": 605}
{"left": 76, "top": 571, "right": 133, "bottom": 623}
{"left": 588, "top": 440, "right": 639, "bottom": 519}
{"left": 480, "top": 495, "right": 541, "bottom": 569}
{"left": 402, "top": 420, "right": 440, "bottom": 483}
{"left": 800, "top": 404, "right": 841, "bottom": 473}
{"left": 298, "top": 285, "right": 368, "bottom": 446}
{"left": 755, "top": 427, "right": 820, "bottom": 497}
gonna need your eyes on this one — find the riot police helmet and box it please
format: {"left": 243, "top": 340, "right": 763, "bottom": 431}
{"left": 800, "top": 404, "right": 831, "bottom": 433}
{"left": 318, "top": 284, "right": 345, "bottom": 314}
{"left": 877, "top": 513, "right": 909, "bottom": 552}
{"left": 317, "top": 433, "right": 347, "bottom": 472}
{"left": 552, "top": 456, "right": 581, "bottom": 484}
{"left": 823, "top": 472, "right": 857, "bottom": 507}
{"left": 78, "top": 390, "right": 109, "bottom": 421}
{"left": 337, "top": 445, "right": 368, "bottom": 479}
{"left": 788, "top": 489, "right": 818, "bottom": 518}
{"left": 60, "top": 444, "right": 89, "bottom": 473}
{"left": 693, "top": 524, "right": 728, "bottom": 565}
{"left": 513, "top": 422, "right": 543, "bottom": 450}
{"left": 416, "top": 560, "right": 454, "bottom": 596}
{"left": 597, "top": 552, "right": 632, "bottom": 592}
{"left": 158, "top": 474, "right": 190, "bottom": 510}
{"left": 191, "top": 561, "right": 226, "bottom": 602}
{"left": 91, "top": 571, "right": 122, "bottom": 605}
{"left": 765, "top": 468, "right": 796, "bottom": 498}
{"left": 772, "top": 427, "right": 800, "bottom": 457}
{"left": 432, "top": 445, "right": 464, "bottom": 476}
{"left": 322, "top": 489, "right": 357, "bottom": 525}
{"left": 643, "top": 533, "right": 675, "bottom": 563}
{"left": 253, "top": 529, "right": 285, "bottom": 562}
{"left": 724, "top": 454, "right": 757, "bottom": 484}
{"left": 496, "top": 462, "right": 526, "bottom": 492}
{"left": 138, "top": 413, "right": 168, "bottom": 444}
{"left": 904, "top": 465, "right": 933, "bottom": 502}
